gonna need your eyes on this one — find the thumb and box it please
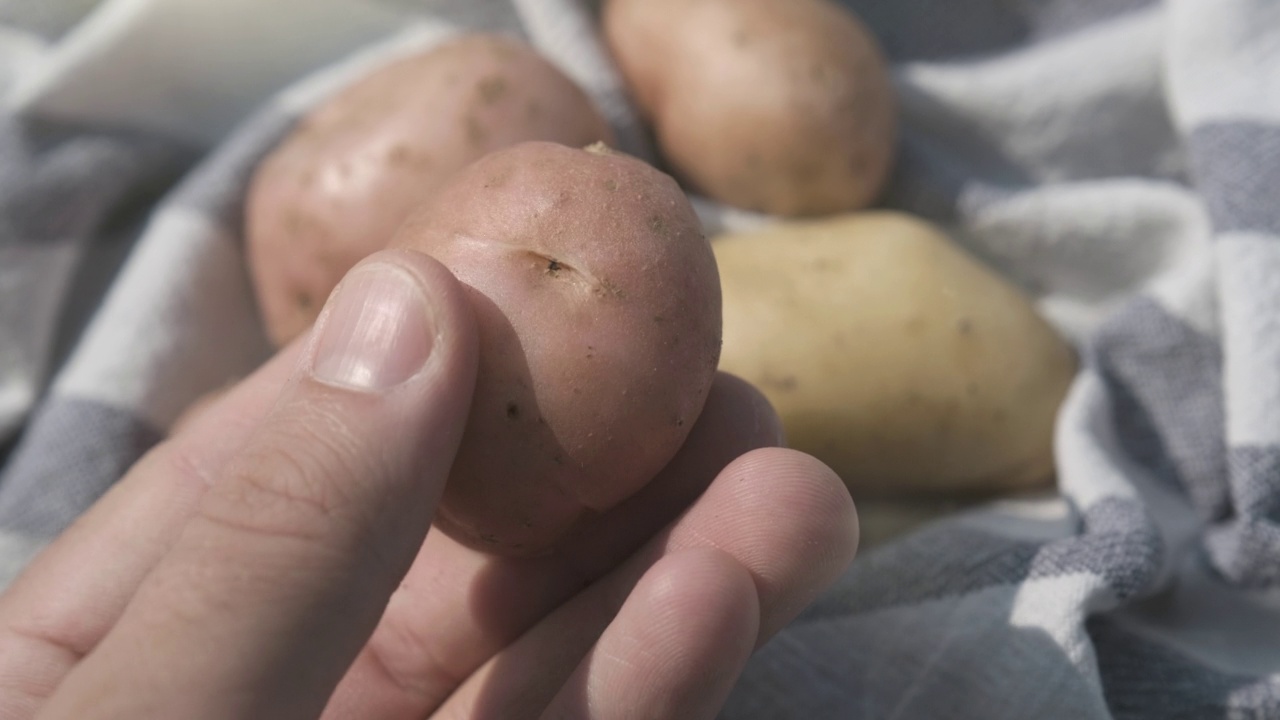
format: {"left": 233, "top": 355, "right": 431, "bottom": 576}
{"left": 42, "top": 249, "right": 478, "bottom": 720}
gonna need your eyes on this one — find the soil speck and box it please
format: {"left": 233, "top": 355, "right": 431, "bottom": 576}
{"left": 477, "top": 75, "right": 508, "bottom": 104}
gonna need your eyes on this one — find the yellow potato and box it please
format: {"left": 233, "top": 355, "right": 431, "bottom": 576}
{"left": 714, "top": 213, "right": 1077, "bottom": 497}
{"left": 603, "top": 0, "right": 895, "bottom": 216}
{"left": 247, "top": 33, "right": 615, "bottom": 346}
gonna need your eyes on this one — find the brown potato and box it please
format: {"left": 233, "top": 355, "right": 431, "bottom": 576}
{"left": 247, "top": 33, "right": 615, "bottom": 346}
{"left": 603, "top": 0, "right": 896, "bottom": 216}
{"left": 714, "top": 213, "right": 1077, "bottom": 498}
{"left": 393, "top": 141, "right": 721, "bottom": 555}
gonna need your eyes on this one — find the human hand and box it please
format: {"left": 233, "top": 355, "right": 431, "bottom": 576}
{"left": 0, "top": 249, "right": 858, "bottom": 719}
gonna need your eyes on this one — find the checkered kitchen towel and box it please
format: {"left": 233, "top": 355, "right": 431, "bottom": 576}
{"left": 1, "top": 1, "right": 1277, "bottom": 717}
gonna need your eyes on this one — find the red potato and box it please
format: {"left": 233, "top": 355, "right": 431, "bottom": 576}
{"left": 247, "top": 33, "right": 615, "bottom": 346}
{"left": 392, "top": 141, "right": 722, "bottom": 555}
{"left": 603, "top": 0, "right": 896, "bottom": 216}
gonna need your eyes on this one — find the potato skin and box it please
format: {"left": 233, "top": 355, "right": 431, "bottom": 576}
{"left": 714, "top": 213, "right": 1077, "bottom": 498}
{"left": 247, "top": 33, "right": 615, "bottom": 346}
{"left": 393, "top": 141, "right": 721, "bottom": 555}
{"left": 603, "top": 0, "right": 895, "bottom": 216}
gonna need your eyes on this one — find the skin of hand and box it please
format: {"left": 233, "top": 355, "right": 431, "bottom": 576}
{"left": 0, "top": 249, "right": 859, "bottom": 720}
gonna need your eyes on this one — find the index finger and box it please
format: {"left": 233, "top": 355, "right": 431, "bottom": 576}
{"left": 0, "top": 334, "right": 306, "bottom": 718}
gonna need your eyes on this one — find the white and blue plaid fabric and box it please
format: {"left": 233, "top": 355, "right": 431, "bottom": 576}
{"left": 1, "top": 1, "right": 1277, "bottom": 717}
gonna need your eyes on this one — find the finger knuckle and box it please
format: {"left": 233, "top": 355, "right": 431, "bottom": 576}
{"left": 199, "top": 402, "right": 372, "bottom": 545}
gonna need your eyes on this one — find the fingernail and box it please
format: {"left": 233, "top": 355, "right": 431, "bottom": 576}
{"left": 310, "top": 263, "right": 436, "bottom": 391}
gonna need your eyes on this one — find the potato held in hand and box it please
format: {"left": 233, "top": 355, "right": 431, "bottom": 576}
{"left": 603, "top": 0, "right": 895, "bottom": 216}
{"left": 394, "top": 141, "right": 721, "bottom": 555}
{"left": 247, "top": 33, "right": 614, "bottom": 345}
{"left": 715, "top": 213, "right": 1076, "bottom": 497}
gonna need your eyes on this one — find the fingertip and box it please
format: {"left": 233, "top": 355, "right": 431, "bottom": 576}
{"left": 369, "top": 248, "right": 477, "bottom": 353}
{"left": 305, "top": 248, "right": 477, "bottom": 395}
{"left": 731, "top": 447, "right": 860, "bottom": 563}
{"left": 548, "top": 548, "right": 760, "bottom": 720}
{"left": 680, "top": 446, "right": 858, "bottom": 644}
{"left": 705, "top": 372, "right": 785, "bottom": 449}
{"left": 800, "top": 450, "right": 859, "bottom": 563}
